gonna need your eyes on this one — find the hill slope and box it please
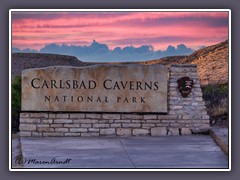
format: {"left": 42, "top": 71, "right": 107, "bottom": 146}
{"left": 144, "top": 40, "right": 229, "bottom": 85}
{"left": 11, "top": 53, "right": 86, "bottom": 77}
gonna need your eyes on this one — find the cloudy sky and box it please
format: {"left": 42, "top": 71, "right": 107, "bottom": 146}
{"left": 11, "top": 11, "right": 229, "bottom": 62}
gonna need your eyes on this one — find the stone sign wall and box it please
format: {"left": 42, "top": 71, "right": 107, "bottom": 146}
{"left": 21, "top": 65, "right": 167, "bottom": 113}
{"left": 19, "top": 64, "right": 210, "bottom": 137}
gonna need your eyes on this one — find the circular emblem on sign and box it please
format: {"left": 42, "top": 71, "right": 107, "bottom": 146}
{"left": 177, "top": 77, "right": 193, "bottom": 97}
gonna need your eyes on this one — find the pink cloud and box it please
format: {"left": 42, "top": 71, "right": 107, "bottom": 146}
{"left": 11, "top": 11, "right": 229, "bottom": 50}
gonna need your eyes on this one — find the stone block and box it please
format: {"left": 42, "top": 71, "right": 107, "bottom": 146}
{"left": 70, "top": 113, "right": 85, "bottom": 119}
{"left": 122, "top": 123, "right": 141, "bottom": 128}
{"left": 110, "top": 123, "right": 122, "bottom": 128}
{"left": 88, "top": 128, "right": 99, "bottom": 132}
{"left": 181, "top": 128, "right": 192, "bottom": 135}
{"left": 93, "top": 124, "right": 110, "bottom": 128}
{"left": 64, "top": 133, "right": 80, "bottom": 137}
{"left": 167, "top": 128, "right": 179, "bottom": 136}
{"left": 80, "top": 124, "right": 92, "bottom": 128}
{"left": 55, "top": 128, "right": 69, "bottom": 132}
{"left": 69, "top": 128, "right": 87, "bottom": 133}
{"left": 43, "top": 133, "right": 63, "bottom": 137}
{"left": 121, "top": 114, "right": 143, "bottom": 120}
{"left": 37, "top": 124, "right": 49, "bottom": 128}
{"left": 30, "top": 113, "right": 48, "bottom": 118}
{"left": 20, "top": 113, "right": 29, "bottom": 118}
{"left": 117, "top": 128, "right": 132, "bottom": 136}
{"left": 102, "top": 114, "right": 121, "bottom": 120}
{"left": 75, "top": 119, "right": 98, "bottom": 124}
{"left": 115, "top": 120, "right": 131, "bottom": 123}
{"left": 54, "top": 119, "right": 72, "bottom": 124}
{"left": 42, "top": 119, "right": 53, "bottom": 124}
{"left": 132, "top": 129, "right": 149, "bottom": 136}
{"left": 19, "top": 124, "right": 36, "bottom": 131}
{"left": 100, "top": 128, "right": 115, "bottom": 135}
{"left": 55, "top": 114, "right": 69, "bottom": 118}
{"left": 158, "top": 115, "right": 178, "bottom": 120}
{"left": 81, "top": 133, "right": 99, "bottom": 137}
{"left": 21, "top": 65, "right": 167, "bottom": 113}
{"left": 86, "top": 114, "right": 101, "bottom": 119}
{"left": 64, "top": 124, "right": 80, "bottom": 128}
{"left": 151, "top": 127, "right": 167, "bottom": 136}
{"left": 50, "top": 124, "right": 63, "bottom": 128}
{"left": 37, "top": 127, "right": 54, "bottom": 132}
{"left": 99, "top": 120, "right": 114, "bottom": 124}
{"left": 143, "top": 115, "right": 157, "bottom": 120}
{"left": 20, "top": 118, "right": 40, "bottom": 124}
{"left": 142, "top": 123, "right": 155, "bottom": 128}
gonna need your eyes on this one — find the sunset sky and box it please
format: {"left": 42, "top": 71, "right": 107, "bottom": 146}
{"left": 11, "top": 11, "right": 229, "bottom": 61}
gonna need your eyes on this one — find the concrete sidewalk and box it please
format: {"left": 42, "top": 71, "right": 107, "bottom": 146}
{"left": 13, "top": 135, "right": 228, "bottom": 169}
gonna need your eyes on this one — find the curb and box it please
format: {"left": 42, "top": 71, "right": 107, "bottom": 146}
{"left": 209, "top": 129, "right": 228, "bottom": 156}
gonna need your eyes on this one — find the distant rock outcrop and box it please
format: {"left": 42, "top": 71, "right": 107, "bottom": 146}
{"left": 12, "top": 53, "right": 86, "bottom": 77}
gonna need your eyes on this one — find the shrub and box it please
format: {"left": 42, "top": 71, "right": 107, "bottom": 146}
{"left": 12, "top": 76, "right": 21, "bottom": 132}
{"left": 202, "top": 83, "right": 228, "bottom": 124}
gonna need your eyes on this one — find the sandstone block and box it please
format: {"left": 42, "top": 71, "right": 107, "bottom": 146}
{"left": 30, "top": 113, "right": 48, "bottom": 118}
{"left": 122, "top": 123, "right": 141, "bottom": 128}
{"left": 37, "top": 127, "right": 54, "bottom": 132}
{"left": 181, "top": 128, "right": 192, "bottom": 135}
{"left": 86, "top": 114, "right": 101, "bottom": 119}
{"left": 143, "top": 115, "right": 157, "bottom": 120}
{"left": 51, "top": 124, "right": 63, "bottom": 128}
{"left": 55, "top": 114, "right": 69, "bottom": 118}
{"left": 42, "top": 119, "right": 53, "bottom": 124}
{"left": 55, "top": 128, "right": 68, "bottom": 132}
{"left": 110, "top": 123, "right": 122, "bottom": 128}
{"left": 81, "top": 133, "right": 99, "bottom": 137}
{"left": 20, "top": 118, "right": 40, "bottom": 124}
{"left": 121, "top": 114, "right": 143, "bottom": 120}
{"left": 64, "top": 124, "right": 80, "bottom": 128}
{"left": 88, "top": 128, "right": 99, "bottom": 132}
{"left": 116, "top": 128, "right": 132, "bottom": 136}
{"left": 132, "top": 129, "right": 149, "bottom": 136}
{"left": 70, "top": 113, "right": 85, "bottom": 119}
{"left": 54, "top": 119, "right": 72, "bottom": 124}
{"left": 168, "top": 128, "right": 179, "bottom": 136}
{"left": 102, "top": 114, "right": 121, "bottom": 120}
{"left": 100, "top": 128, "right": 115, "bottom": 135}
{"left": 75, "top": 119, "right": 98, "bottom": 124}
{"left": 64, "top": 133, "right": 80, "bottom": 137}
{"left": 19, "top": 124, "right": 36, "bottom": 131}
{"left": 70, "top": 128, "right": 87, "bottom": 133}
{"left": 151, "top": 127, "right": 167, "bottom": 136}
{"left": 43, "top": 132, "right": 63, "bottom": 137}
{"left": 93, "top": 124, "right": 110, "bottom": 128}
{"left": 81, "top": 124, "right": 92, "bottom": 128}
{"left": 20, "top": 113, "right": 29, "bottom": 118}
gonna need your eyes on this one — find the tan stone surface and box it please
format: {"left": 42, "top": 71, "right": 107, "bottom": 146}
{"left": 22, "top": 64, "right": 167, "bottom": 112}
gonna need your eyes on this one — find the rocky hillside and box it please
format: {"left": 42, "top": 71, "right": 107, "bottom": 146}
{"left": 184, "top": 40, "right": 228, "bottom": 85}
{"left": 12, "top": 53, "right": 88, "bottom": 77}
{"left": 12, "top": 40, "right": 228, "bottom": 85}
{"left": 146, "top": 40, "right": 229, "bottom": 85}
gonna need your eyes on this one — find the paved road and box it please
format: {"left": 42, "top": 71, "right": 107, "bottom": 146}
{"left": 13, "top": 135, "right": 228, "bottom": 169}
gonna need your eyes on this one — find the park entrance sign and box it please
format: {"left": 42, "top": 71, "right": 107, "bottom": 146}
{"left": 21, "top": 65, "right": 167, "bottom": 113}
{"left": 19, "top": 64, "right": 210, "bottom": 137}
